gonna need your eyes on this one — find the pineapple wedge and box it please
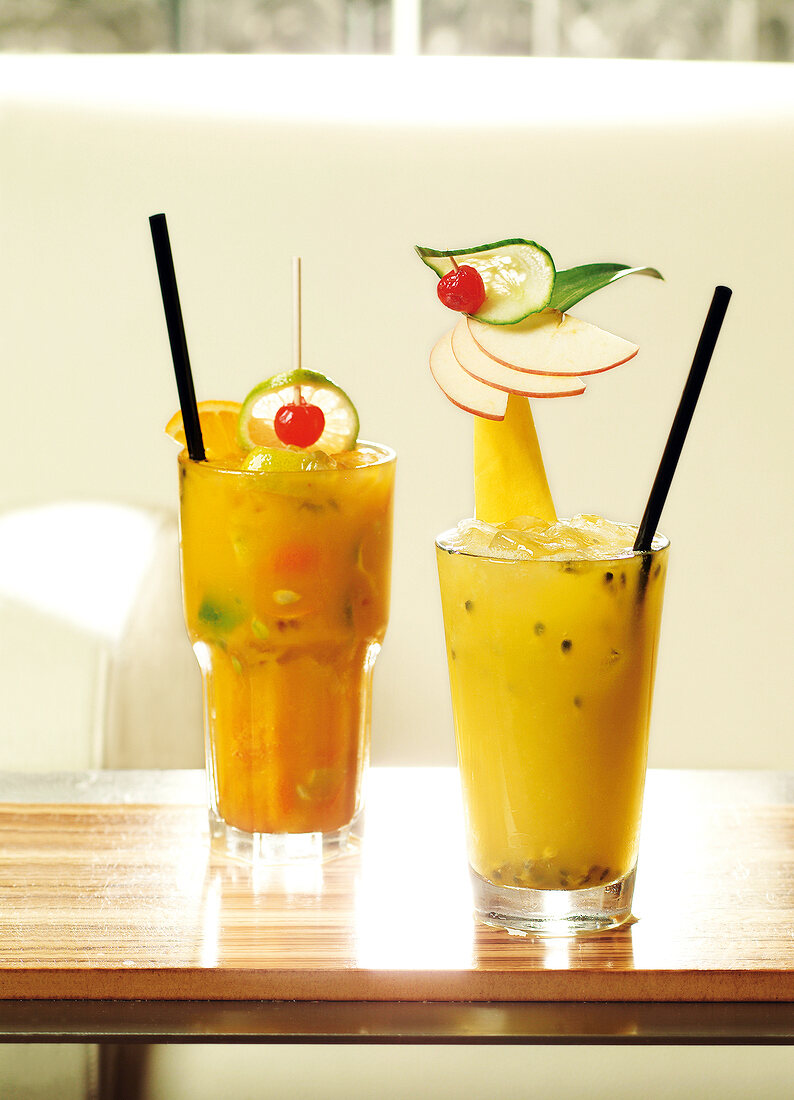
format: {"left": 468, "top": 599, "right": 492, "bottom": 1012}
{"left": 474, "top": 394, "right": 556, "bottom": 524}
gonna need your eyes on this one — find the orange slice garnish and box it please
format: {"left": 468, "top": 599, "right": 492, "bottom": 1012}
{"left": 165, "top": 400, "right": 243, "bottom": 461}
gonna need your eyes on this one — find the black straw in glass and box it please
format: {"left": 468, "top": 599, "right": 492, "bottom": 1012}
{"left": 634, "top": 285, "right": 732, "bottom": 552}
{"left": 149, "top": 213, "right": 205, "bottom": 462}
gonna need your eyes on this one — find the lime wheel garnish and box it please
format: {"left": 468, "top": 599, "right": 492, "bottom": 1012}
{"left": 237, "top": 369, "right": 359, "bottom": 454}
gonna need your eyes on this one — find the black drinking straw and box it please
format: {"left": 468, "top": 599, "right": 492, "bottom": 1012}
{"left": 149, "top": 212, "right": 206, "bottom": 462}
{"left": 634, "top": 285, "right": 732, "bottom": 552}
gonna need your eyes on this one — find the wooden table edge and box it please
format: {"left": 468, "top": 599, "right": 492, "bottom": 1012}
{"left": 2, "top": 968, "right": 794, "bottom": 1003}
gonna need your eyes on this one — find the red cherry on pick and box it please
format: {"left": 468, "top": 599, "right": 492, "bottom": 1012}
{"left": 437, "top": 264, "right": 486, "bottom": 314}
{"left": 274, "top": 400, "right": 325, "bottom": 448}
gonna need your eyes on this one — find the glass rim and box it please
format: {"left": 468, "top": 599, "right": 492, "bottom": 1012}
{"left": 435, "top": 521, "right": 670, "bottom": 564}
{"left": 178, "top": 439, "right": 396, "bottom": 477}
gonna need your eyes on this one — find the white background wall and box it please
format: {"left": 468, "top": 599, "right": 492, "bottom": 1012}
{"left": 1, "top": 55, "right": 793, "bottom": 773}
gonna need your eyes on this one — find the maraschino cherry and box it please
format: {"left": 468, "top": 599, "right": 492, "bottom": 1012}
{"left": 274, "top": 394, "right": 325, "bottom": 448}
{"left": 437, "top": 257, "right": 486, "bottom": 314}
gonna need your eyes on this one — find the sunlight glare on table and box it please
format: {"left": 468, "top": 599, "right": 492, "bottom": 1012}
{"left": 355, "top": 768, "right": 474, "bottom": 969}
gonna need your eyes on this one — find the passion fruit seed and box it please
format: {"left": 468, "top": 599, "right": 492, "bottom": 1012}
{"left": 437, "top": 262, "right": 486, "bottom": 314}
{"left": 274, "top": 397, "right": 326, "bottom": 448}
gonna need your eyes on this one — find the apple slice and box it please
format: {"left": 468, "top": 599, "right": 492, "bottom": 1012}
{"left": 429, "top": 331, "right": 508, "bottom": 420}
{"left": 468, "top": 310, "right": 638, "bottom": 377}
{"left": 451, "top": 319, "right": 585, "bottom": 398}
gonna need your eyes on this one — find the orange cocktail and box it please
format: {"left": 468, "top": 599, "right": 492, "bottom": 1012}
{"left": 179, "top": 442, "right": 395, "bottom": 862}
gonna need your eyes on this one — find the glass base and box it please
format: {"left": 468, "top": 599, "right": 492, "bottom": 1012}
{"left": 209, "top": 809, "right": 358, "bottom": 865}
{"left": 471, "top": 864, "right": 635, "bottom": 936}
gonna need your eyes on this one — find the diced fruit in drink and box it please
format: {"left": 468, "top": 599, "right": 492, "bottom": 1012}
{"left": 451, "top": 318, "right": 586, "bottom": 398}
{"left": 243, "top": 446, "right": 336, "bottom": 472}
{"left": 238, "top": 369, "right": 359, "bottom": 454}
{"left": 271, "top": 542, "right": 321, "bottom": 573}
{"left": 468, "top": 309, "right": 638, "bottom": 377}
{"left": 474, "top": 394, "right": 556, "bottom": 524}
{"left": 429, "top": 331, "right": 508, "bottom": 420}
{"left": 416, "top": 239, "right": 555, "bottom": 325}
{"left": 165, "top": 400, "right": 243, "bottom": 461}
{"left": 197, "top": 594, "right": 245, "bottom": 635}
{"left": 436, "top": 264, "right": 486, "bottom": 313}
{"left": 297, "top": 766, "right": 342, "bottom": 803}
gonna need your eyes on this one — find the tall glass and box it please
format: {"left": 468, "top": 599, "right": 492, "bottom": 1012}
{"left": 179, "top": 444, "right": 395, "bottom": 863}
{"left": 436, "top": 527, "right": 668, "bottom": 935}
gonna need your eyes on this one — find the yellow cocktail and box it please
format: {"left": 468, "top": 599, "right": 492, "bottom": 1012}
{"left": 416, "top": 235, "right": 725, "bottom": 935}
{"left": 437, "top": 515, "right": 668, "bottom": 933}
{"left": 179, "top": 443, "right": 395, "bottom": 861}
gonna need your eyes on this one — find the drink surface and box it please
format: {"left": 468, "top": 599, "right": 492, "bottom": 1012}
{"left": 439, "top": 513, "right": 667, "bottom": 561}
{"left": 179, "top": 443, "right": 395, "bottom": 836}
{"left": 436, "top": 515, "right": 668, "bottom": 891}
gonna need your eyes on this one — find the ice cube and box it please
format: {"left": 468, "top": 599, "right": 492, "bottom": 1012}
{"left": 456, "top": 519, "right": 498, "bottom": 555}
{"left": 441, "top": 513, "right": 643, "bottom": 561}
{"left": 488, "top": 531, "right": 534, "bottom": 560}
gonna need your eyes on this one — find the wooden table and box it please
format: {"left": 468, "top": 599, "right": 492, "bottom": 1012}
{"left": 1, "top": 767, "right": 793, "bottom": 1043}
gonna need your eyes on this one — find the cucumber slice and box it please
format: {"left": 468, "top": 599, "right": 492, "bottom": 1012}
{"left": 237, "top": 368, "right": 359, "bottom": 454}
{"left": 416, "top": 239, "right": 555, "bottom": 326}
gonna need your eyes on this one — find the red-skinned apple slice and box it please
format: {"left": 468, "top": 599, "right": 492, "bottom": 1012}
{"left": 451, "top": 319, "right": 586, "bottom": 398}
{"left": 429, "top": 331, "right": 508, "bottom": 420}
{"left": 468, "top": 309, "right": 638, "bottom": 377}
